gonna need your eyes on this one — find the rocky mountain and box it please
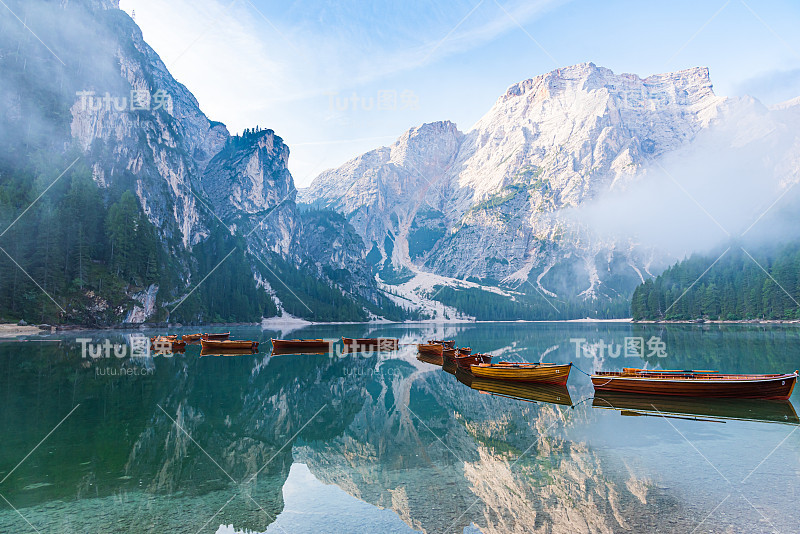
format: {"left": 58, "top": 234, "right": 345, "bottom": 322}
{"left": 0, "top": 0, "right": 407, "bottom": 324}
{"left": 300, "top": 63, "right": 761, "bottom": 318}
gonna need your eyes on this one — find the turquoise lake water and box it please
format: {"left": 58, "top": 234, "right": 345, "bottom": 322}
{"left": 0, "top": 322, "right": 798, "bottom": 533}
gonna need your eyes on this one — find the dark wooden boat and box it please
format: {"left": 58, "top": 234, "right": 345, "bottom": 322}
{"left": 418, "top": 343, "right": 443, "bottom": 356}
{"left": 591, "top": 368, "right": 798, "bottom": 400}
{"left": 271, "top": 338, "right": 332, "bottom": 351}
{"left": 454, "top": 352, "right": 491, "bottom": 368}
{"left": 417, "top": 352, "right": 444, "bottom": 366}
{"left": 200, "top": 347, "right": 259, "bottom": 357}
{"left": 342, "top": 337, "right": 399, "bottom": 351}
{"left": 442, "top": 359, "right": 458, "bottom": 376}
{"left": 271, "top": 346, "right": 332, "bottom": 356}
{"left": 182, "top": 333, "right": 203, "bottom": 343}
{"left": 442, "top": 348, "right": 457, "bottom": 361}
{"left": 202, "top": 332, "right": 230, "bottom": 341}
{"left": 150, "top": 334, "right": 178, "bottom": 343}
{"left": 150, "top": 336, "right": 185, "bottom": 352}
{"left": 429, "top": 339, "right": 455, "bottom": 349}
{"left": 201, "top": 339, "right": 258, "bottom": 351}
{"left": 470, "top": 362, "right": 572, "bottom": 385}
{"left": 151, "top": 342, "right": 186, "bottom": 355}
{"left": 592, "top": 391, "right": 799, "bottom": 425}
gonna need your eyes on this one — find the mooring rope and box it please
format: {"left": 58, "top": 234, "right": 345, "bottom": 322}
{"left": 571, "top": 362, "right": 593, "bottom": 377}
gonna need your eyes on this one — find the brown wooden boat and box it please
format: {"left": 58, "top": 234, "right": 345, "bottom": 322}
{"left": 202, "top": 332, "right": 230, "bottom": 341}
{"left": 150, "top": 335, "right": 178, "bottom": 343}
{"left": 454, "top": 352, "right": 491, "bottom": 368}
{"left": 470, "top": 362, "right": 572, "bottom": 385}
{"left": 418, "top": 343, "right": 443, "bottom": 356}
{"left": 271, "top": 338, "right": 332, "bottom": 351}
{"left": 442, "top": 359, "right": 457, "bottom": 375}
{"left": 442, "top": 348, "right": 457, "bottom": 361}
{"left": 151, "top": 338, "right": 186, "bottom": 353}
{"left": 200, "top": 347, "right": 259, "bottom": 357}
{"left": 429, "top": 339, "right": 455, "bottom": 349}
{"left": 182, "top": 333, "right": 203, "bottom": 343}
{"left": 201, "top": 339, "right": 259, "bottom": 351}
{"left": 271, "top": 346, "right": 332, "bottom": 356}
{"left": 342, "top": 337, "right": 399, "bottom": 351}
{"left": 591, "top": 368, "right": 798, "bottom": 400}
{"left": 592, "top": 391, "right": 799, "bottom": 425}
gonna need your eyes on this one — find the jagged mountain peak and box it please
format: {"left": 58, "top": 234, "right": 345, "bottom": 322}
{"left": 302, "top": 64, "right": 749, "bottom": 315}
{"left": 389, "top": 120, "right": 463, "bottom": 168}
{"left": 501, "top": 63, "right": 714, "bottom": 103}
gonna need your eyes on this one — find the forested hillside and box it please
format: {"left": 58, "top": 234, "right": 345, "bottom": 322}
{"left": 432, "top": 286, "right": 631, "bottom": 320}
{"left": 631, "top": 244, "right": 800, "bottom": 321}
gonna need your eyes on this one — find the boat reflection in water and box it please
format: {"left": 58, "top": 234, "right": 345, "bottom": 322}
{"left": 593, "top": 391, "right": 799, "bottom": 425}
{"left": 452, "top": 365, "right": 573, "bottom": 406}
{"left": 416, "top": 352, "right": 443, "bottom": 366}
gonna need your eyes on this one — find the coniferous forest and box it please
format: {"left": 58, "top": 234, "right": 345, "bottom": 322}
{"left": 0, "top": 150, "right": 394, "bottom": 325}
{"left": 631, "top": 244, "right": 800, "bottom": 321}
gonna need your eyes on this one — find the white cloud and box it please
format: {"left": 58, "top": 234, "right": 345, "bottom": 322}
{"left": 119, "top": 0, "right": 565, "bottom": 185}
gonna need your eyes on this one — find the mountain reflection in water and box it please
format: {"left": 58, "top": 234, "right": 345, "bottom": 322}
{"left": 0, "top": 323, "right": 798, "bottom": 533}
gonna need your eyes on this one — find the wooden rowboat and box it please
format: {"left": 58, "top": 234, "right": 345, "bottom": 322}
{"left": 429, "top": 339, "right": 455, "bottom": 349}
{"left": 342, "top": 337, "right": 399, "bottom": 351}
{"left": 271, "top": 339, "right": 332, "bottom": 351}
{"left": 201, "top": 339, "right": 259, "bottom": 351}
{"left": 442, "top": 348, "right": 457, "bottom": 361}
{"left": 418, "top": 343, "right": 443, "bottom": 356}
{"left": 151, "top": 340, "right": 186, "bottom": 354}
{"left": 454, "top": 352, "right": 491, "bottom": 368}
{"left": 202, "top": 332, "right": 230, "bottom": 341}
{"left": 592, "top": 391, "right": 799, "bottom": 425}
{"left": 470, "top": 362, "right": 572, "bottom": 385}
{"left": 182, "top": 333, "right": 203, "bottom": 343}
{"left": 150, "top": 335, "right": 178, "bottom": 343}
{"left": 591, "top": 368, "right": 798, "bottom": 399}
{"left": 200, "top": 347, "right": 260, "bottom": 357}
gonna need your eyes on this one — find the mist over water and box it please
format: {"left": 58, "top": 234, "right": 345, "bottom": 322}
{"left": 565, "top": 99, "right": 800, "bottom": 260}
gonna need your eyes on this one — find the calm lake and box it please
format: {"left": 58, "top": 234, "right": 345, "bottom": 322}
{"left": 1, "top": 323, "right": 798, "bottom": 533}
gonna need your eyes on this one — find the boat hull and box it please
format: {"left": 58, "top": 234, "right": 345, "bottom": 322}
{"left": 202, "top": 332, "right": 230, "bottom": 341}
{"left": 201, "top": 340, "right": 258, "bottom": 351}
{"left": 271, "top": 339, "right": 332, "bottom": 352}
{"left": 470, "top": 363, "right": 571, "bottom": 385}
{"left": 591, "top": 372, "right": 797, "bottom": 400}
{"left": 454, "top": 353, "right": 491, "bottom": 368}
{"left": 418, "top": 344, "right": 443, "bottom": 356}
{"left": 200, "top": 347, "right": 259, "bottom": 357}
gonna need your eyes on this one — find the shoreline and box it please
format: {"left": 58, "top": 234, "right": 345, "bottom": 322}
{"left": 632, "top": 319, "right": 800, "bottom": 325}
{"left": 4, "top": 318, "right": 800, "bottom": 336}
{"left": 0, "top": 324, "right": 49, "bottom": 338}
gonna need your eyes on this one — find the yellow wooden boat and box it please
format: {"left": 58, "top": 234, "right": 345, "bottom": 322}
{"left": 470, "top": 362, "right": 572, "bottom": 385}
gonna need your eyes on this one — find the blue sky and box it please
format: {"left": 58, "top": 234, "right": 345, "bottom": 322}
{"left": 119, "top": 0, "right": 800, "bottom": 187}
